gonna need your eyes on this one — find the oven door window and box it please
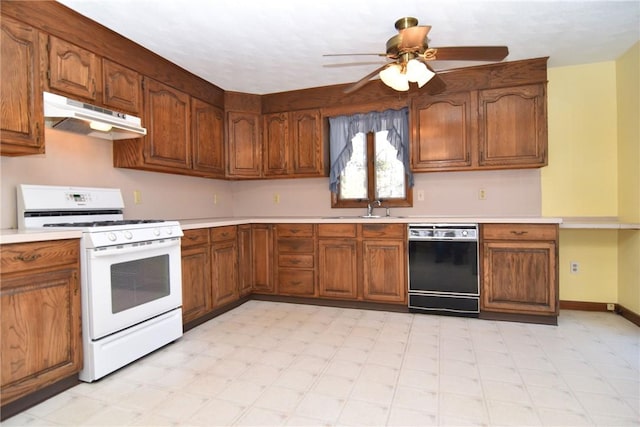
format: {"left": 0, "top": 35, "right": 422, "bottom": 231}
{"left": 111, "top": 254, "right": 171, "bottom": 313}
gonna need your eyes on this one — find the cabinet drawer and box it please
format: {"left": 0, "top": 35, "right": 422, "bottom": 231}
{"left": 276, "top": 224, "right": 314, "bottom": 237}
{"left": 181, "top": 228, "right": 209, "bottom": 247}
{"left": 482, "top": 224, "right": 557, "bottom": 241}
{"left": 210, "top": 226, "right": 237, "bottom": 242}
{"left": 1, "top": 239, "right": 79, "bottom": 275}
{"left": 277, "top": 238, "right": 314, "bottom": 253}
{"left": 278, "top": 270, "right": 315, "bottom": 295}
{"left": 279, "top": 254, "right": 314, "bottom": 268}
{"left": 361, "top": 223, "right": 406, "bottom": 239}
{"left": 318, "top": 223, "right": 357, "bottom": 238}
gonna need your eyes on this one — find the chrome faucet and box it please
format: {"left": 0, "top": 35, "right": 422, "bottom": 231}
{"left": 366, "top": 200, "right": 382, "bottom": 216}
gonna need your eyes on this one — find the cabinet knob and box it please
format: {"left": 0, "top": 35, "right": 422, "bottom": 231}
{"left": 16, "top": 253, "right": 41, "bottom": 262}
{"left": 510, "top": 230, "right": 528, "bottom": 236}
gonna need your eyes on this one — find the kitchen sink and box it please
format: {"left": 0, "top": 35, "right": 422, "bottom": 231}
{"left": 321, "top": 215, "right": 406, "bottom": 219}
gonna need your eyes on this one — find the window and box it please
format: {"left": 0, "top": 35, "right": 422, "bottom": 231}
{"left": 329, "top": 108, "right": 413, "bottom": 208}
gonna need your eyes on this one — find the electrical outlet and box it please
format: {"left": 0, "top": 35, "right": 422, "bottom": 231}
{"left": 133, "top": 190, "right": 142, "bottom": 204}
{"left": 570, "top": 261, "right": 579, "bottom": 274}
{"left": 273, "top": 193, "right": 280, "bottom": 204}
{"left": 607, "top": 303, "right": 615, "bottom": 311}
{"left": 478, "top": 189, "right": 486, "bottom": 200}
{"left": 417, "top": 190, "right": 425, "bottom": 201}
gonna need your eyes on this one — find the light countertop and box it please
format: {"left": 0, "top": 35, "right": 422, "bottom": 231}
{"left": 2, "top": 215, "right": 571, "bottom": 245}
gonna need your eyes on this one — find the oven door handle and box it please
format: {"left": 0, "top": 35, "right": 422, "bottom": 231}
{"left": 88, "top": 238, "right": 180, "bottom": 257}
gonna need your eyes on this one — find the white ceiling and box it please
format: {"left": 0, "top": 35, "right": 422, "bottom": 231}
{"left": 57, "top": 0, "right": 639, "bottom": 95}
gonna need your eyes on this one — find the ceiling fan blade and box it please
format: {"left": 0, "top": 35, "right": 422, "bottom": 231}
{"left": 343, "top": 63, "right": 391, "bottom": 94}
{"left": 399, "top": 25, "right": 431, "bottom": 49}
{"left": 423, "top": 63, "right": 446, "bottom": 95}
{"left": 429, "top": 46, "right": 509, "bottom": 61}
{"left": 323, "top": 61, "right": 387, "bottom": 68}
{"left": 323, "top": 53, "right": 387, "bottom": 57}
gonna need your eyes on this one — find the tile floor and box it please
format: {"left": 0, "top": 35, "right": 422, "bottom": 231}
{"left": 4, "top": 301, "right": 639, "bottom": 426}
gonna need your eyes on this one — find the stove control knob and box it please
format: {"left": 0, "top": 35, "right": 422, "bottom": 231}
{"left": 153, "top": 228, "right": 161, "bottom": 236}
{"left": 107, "top": 232, "right": 117, "bottom": 242}
{"left": 462, "top": 230, "right": 468, "bottom": 237}
{"left": 165, "top": 227, "right": 173, "bottom": 235}
{"left": 124, "top": 231, "right": 133, "bottom": 240}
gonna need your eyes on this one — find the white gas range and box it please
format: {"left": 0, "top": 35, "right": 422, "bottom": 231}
{"left": 18, "top": 184, "right": 184, "bottom": 382}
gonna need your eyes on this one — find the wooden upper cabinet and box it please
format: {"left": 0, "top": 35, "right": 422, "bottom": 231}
{"left": 192, "top": 98, "right": 225, "bottom": 177}
{"left": 46, "top": 35, "right": 100, "bottom": 102}
{"left": 478, "top": 84, "right": 547, "bottom": 168}
{"left": 263, "top": 112, "right": 289, "bottom": 176}
{"left": 227, "top": 111, "right": 262, "bottom": 178}
{"left": 0, "top": 16, "right": 43, "bottom": 155}
{"left": 143, "top": 77, "right": 191, "bottom": 170}
{"left": 290, "top": 109, "right": 324, "bottom": 176}
{"left": 102, "top": 59, "right": 141, "bottom": 114}
{"left": 411, "top": 91, "right": 472, "bottom": 171}
{"left": 262, "top": 109, "right": 324, "bottom": 178}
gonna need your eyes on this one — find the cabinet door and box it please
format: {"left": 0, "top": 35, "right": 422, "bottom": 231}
{"left": 411, "top": 92, "right": 472, "bottom": 170}
{"left": 318, "top": 240, "right": 358, "bottom": 299}
{"left": 1, "top": 16, "right": 43, "bottom": 155}
{"left": 47, "top": 35, "right": 99, "bottom": 101}
{"left": 143, "top": 78, "right": 191, "bottom": 169}
{"left": 263, "top": 112, "right": 289, "bottom": 176}
{"left": 481, "top": 241, "right": 557, "bottom": 315}
{"left": 181, "top": 245, "right": 211, "bottom": 324}
{"left": 251, "top": 225, "right": 274, "bottom": 293}
{"left": 478, "top": 84, "right": 547, "bottom": 167}
{"left": 211, "top": 239, "right": 238, "bottom": 307}
{"left": 362, "top": 240, "right": 406, "bottom": 303}
{"left": 227, "top": 111, "right": 261, "bottom": 178}
{"left": 192, "top": 98, "right": 225, "bottom": 177}
{"left": 1, "top": 269, "right": 81, "bottom": 405}
{"left": 237, "top": 225, "right": 253, "bottom": 296}
{"left": 102, "top": 59, "right": 141, "bottom": 114}
{"left": 290, "top": 109, "right": 323, "bottom": 176}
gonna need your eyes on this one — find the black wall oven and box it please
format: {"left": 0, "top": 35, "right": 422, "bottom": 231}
{"left": 408, "top": 224, "right": 479, "bottom": 316}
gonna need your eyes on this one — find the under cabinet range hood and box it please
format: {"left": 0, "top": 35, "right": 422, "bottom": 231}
{"left": 43, "top": 91, "right": 147, "bottom": 140}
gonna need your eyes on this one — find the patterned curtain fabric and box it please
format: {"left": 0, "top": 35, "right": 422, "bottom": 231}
{"left": 328, "top": 107, "right": 412, "bottom": 193}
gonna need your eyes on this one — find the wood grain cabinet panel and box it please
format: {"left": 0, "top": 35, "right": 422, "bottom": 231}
{"left": 237, "top": 224, "right": 253, "bottom": 297}
{"left": 210, "top": 226, "right": 238, "bottom": 307}
{"left": 478, "top": 84, "right": 547, "bottom": 167}
{"left": 192, "top": 98, "right": 225, "bottom": 177}
{"left": 102, "top": 59, "right": 141, "bottom": 114}
{"left": 227, "top": 111, "right": 262, "bottom": 178}
{"left": 251, "top": 224, "right": 274, "bottom": 293}
{"left": 263, "top": 112, "right": 289, "bottom": 176}
{"left": 0, "top": 16, "right": 43, "bottom": 155}
{"left": 275, "top": 224, "right": 316, "bottom": 296}
{"left": 180, "top": 229, "right": 211, "bottom": 324}
{"left": 362, "top": 239, "right": 406, "bottom": 303}
{"left": 0, "top": 239, "right": 81, "bottom": 407}
{"left": 411, "top": 91, "right": 472, "bottom": 171}
{"left": 481, "top": 224, "right": 558, "bottom": 320}
{"left": 46, "top": 35, "right": 100, "bottom": 101}
{"left": 318, "top": 239, "right": 358, "bottom": 299}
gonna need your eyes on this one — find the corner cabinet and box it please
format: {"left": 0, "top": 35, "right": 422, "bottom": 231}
{"left": 227, "top": 111, "right": 262, "bottom": 178}
{"left": 1, "top": 239, "right": 82, "bottom": 408}
{"left": 411, "top": 83, "right": 547, "bottom": 172}
{"left": 0, "top": 16, "right": 43, "bottom": 155}
{"left": 480, "top": 223, "right": 558, "bottom": 323}
{"left": 263, "top": 109, "right": 325, "bottom": 178}
{"left": 192, "top": 98, "right": 225, "bottom": 177}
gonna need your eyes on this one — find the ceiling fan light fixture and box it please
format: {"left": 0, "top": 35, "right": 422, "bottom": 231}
{"left": 406, "top": 59, "right": 435, "bottom": 88}
{"left": 379, "top": 64, "right": 409, "bottom": 91}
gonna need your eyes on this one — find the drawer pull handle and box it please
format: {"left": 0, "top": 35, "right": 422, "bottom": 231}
{"left": 291, "top": 259, "right": 301, "bottom": 265}
{"left": 16, "top": 253, "right": 41, "bottom": 262}
{"left": 291, "top": 281, "right": 301, "bottom": 286}
{"left": 510, "top": 230, "right": 528, "bottom": 236}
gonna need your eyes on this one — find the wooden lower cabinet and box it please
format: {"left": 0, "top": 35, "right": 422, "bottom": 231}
{"left": 275, "top": 224, "right": 316, "bottom": 296}
{"left": 210, "top": 226, "right": 238, "bottom": 307}
{"left": 237, "top": 224, "right": 253, "bottom": 296}
{"left": 1, "top": 239, "right": 81, "bottom": 408}
{"left": 318, "top": 239, "right": 359, "bottom": 299}
{"left": 362, "top": 239, "right": 406, "bottom": 303}
{"left": 480, "top": 224, "right": 558, "bottom": 320}
{"left": 251, "top": 224, "right": 274, "bottom": 294}
{"left": 180, "top": 229, "right": 211, "bottom": 324}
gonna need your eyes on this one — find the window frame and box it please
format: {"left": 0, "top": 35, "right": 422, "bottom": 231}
{"left": 331, "top": 131, "right": 413, "bottom": 208}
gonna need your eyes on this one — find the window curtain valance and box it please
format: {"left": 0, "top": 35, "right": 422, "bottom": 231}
{"left": 328, "top": 107, "right": 413, "bottom": 193}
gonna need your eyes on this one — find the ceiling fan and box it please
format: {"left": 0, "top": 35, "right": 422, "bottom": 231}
{"left": 325, "top": 17, "right": 509, "bottom": 95}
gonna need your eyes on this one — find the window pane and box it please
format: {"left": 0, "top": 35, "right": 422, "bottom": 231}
{"left": 375, "top": 131, "right": 405, "bottom": 199}
{"left": 339, "top": 132, "right": 367, "bottom": 200}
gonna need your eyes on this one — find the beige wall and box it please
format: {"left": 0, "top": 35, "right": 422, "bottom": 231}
{"left": 616, "top": 42, "right": 640, "bottom": 314}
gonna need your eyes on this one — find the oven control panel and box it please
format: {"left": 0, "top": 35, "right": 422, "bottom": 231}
{"left": 408, "top": 224, "right": 478, "bottom": 241}
{"left": 84, "top": 223, "right": 183, "bottom": 249}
